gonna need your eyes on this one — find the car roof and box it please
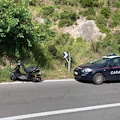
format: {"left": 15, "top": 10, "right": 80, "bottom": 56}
{"left": 103, "top": 56, "right": 120, "bottom": 59}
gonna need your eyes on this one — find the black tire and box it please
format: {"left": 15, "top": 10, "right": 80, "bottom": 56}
{"left": 10, "top": 74, "right": 17, "bottom": 81}
{"left": 32, "top": 78, "right": 37, "bottom": 82}
{"left": 32, "top": 77, "right": 41, "bottom": 82}
{"left": 37, "top": 77, "right": 41, "bottom": 82}
{"left": 93, "top": 73, "right": 105, "bottom": 85}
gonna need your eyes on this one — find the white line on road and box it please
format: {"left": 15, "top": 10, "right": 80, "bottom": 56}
{"left": 1, "top": 103, "right": 120, "bottom": 120}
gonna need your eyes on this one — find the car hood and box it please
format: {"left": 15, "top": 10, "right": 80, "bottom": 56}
{"left": 77, "top": 63, "right": 105, "bottom": 69}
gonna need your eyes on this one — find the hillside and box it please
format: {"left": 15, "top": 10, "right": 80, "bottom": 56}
{"left": 29, "top": 0, "right": 120, "bottom": 52}
{"left": 30, "top": 0, "right": 120, "bottom": 32}
{"left": 0, "top": 0, "right": 120, "bottom": 81}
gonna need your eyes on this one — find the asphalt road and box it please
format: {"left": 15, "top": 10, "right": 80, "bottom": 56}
{"left": 0, "top": 79, "right": 120, "bottom": 120}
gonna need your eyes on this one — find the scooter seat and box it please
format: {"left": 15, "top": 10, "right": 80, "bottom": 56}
{"left": 24, "top": 67, "right": 37, "bottom": 73}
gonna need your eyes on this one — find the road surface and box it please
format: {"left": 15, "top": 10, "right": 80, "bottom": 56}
{"left": 0, "top": 79, "right": 120, "bottom": 120}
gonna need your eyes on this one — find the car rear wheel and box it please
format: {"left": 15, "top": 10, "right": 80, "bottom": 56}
{"left": 93, "top": 73, "right": 104, "bottom": 85}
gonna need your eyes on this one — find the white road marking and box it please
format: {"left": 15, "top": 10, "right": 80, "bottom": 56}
{"left": 0, "top": 103, "right": 120, "bottom": 120}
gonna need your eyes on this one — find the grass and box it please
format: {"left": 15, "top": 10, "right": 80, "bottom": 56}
{"left": 1, "top": 0, "right": 120, "bottom": 82}
{"left": 0, "top": 66, "right": 13, "bottom": 82}
{"left": 0, "top": 46, "right": 101, "bottom": 82}
{"left": 0, "top": 37, "right": 106, "bottom": 82}
{"left": 0, "top": 47, "right": 112, "bottom": 82}
{"left": 0, "top": 62, "right": 73, "bottom": 82}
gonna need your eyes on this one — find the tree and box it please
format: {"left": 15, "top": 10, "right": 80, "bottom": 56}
{"left": 0, "top": 0, "right": 35, "bottom": 58}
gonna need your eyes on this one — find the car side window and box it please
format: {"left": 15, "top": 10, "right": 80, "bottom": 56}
{"left": 109, "top": 58, "right": 120, "bottom": 66}
{"left": 116, "top": 58, "right": 120, "bottom": 66}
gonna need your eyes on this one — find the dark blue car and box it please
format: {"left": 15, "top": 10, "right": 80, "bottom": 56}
{"left": 74, "top": 54, "right": 120, "bottom": 85}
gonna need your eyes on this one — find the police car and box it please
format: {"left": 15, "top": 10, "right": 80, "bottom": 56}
{"left": 74, "top": 54, "right": 120, "bottom": 85}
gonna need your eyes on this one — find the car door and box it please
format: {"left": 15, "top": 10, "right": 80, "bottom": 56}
{"left": 106, "top": 58, "right": 120, "bottom": 81}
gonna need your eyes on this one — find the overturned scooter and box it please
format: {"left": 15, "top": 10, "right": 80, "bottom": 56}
{"left": 11, "top": 60, "right": 41, "bottom": 82}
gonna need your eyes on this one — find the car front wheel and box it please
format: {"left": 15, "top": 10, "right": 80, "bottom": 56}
{"left": 93, "top": 73, "right": 105, "bottom": 85}
{"left": 10, "top": 74, "right": 17, "bottom": 81}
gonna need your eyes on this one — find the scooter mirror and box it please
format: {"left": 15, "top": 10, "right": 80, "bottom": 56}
{"left": 18, "top": 60, "right": 21, "bottom": 65}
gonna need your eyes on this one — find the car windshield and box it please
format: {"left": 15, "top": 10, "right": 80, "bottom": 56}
{"left": 90, "top": 57, "right": 109, "bottom": 65}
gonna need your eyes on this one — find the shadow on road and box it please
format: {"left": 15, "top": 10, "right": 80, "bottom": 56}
{"left": 104, "top": 81, "right": 120, "bottom": 84}
{"left": 75, "top": 79, "right": 92, "bottom": 84}
{"left": 75, "top": 78, "right": 120, "bottom": 85}
{"left": 13, "top": 79, "right": 44, "bottom": 83}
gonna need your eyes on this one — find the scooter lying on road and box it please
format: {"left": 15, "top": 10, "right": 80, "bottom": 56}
{"left": 10, "top": 60, "right": 41, "bottom": 82}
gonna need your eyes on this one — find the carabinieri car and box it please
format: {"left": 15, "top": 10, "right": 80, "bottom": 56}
{"left": 74, "top": 54, "right": 120, "bottom": 85}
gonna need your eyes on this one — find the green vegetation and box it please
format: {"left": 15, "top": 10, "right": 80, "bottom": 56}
{"left": 101, "top": 7, "right": 111, "bottom": 18}
{"left": 58, "top": 10, "right": 77, "bottom": 28}
{"left": 80, "top": 0, "right": 97, "bottom": 7}
{"left": 112, "top": 10, "right": 120, "bottom": 27}
{"left": 0, "top": 0, "right": 37, "bottom": 58}
{"left": 1, "top": 0, "right": 120, "bottom": 82}
{"left": 95, "top": 31, "right": 120, "bottom": 55}
{"left": 53, "top": 0, "right": 80, "bottom": 6}
{"left": 42, "top": 6, "right": 54, "bottom": 17}
{"left": 108, "top": 0, "right": 120, "bottom": 8}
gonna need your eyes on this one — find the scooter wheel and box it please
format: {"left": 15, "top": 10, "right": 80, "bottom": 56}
{"left": 10, "top": 74, "right": 17, "bottom": 81}
{"left": 37, "top": 77, "right": 41, "bottom": 82}
{"left": 32, "top": 77, "right": 41, "bottom": 82}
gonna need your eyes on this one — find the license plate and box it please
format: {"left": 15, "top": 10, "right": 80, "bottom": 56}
{"left": 74, "top": 71, "right": 78, "bottom": 75}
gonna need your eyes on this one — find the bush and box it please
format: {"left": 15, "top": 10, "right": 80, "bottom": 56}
{"left": 58, "top": 10, "right": 77, "bottom": 28}
{"left": 86, "top": 15, "right": 95, "bottom": 20}
{"left": 52, "top": 12, "right": 59, "bottom": 22}
{"left": 0, "top": 0, "right": 36, "bottom": 58}
{"left": 58, "top": 19, "right": 67, "bottom": 28}
{"left": 93, "top": 1, "right": 104, "bottom": 7}
{"left": 115, "top": 2, "right": 120, "bottom": 8}
{"left": 66, "top": 20, "right": 74, "bottom": 26}
{"left": 107, "top": 0, "right": 120, "bottom": 8}
{"left": 76, "top": 37, "right": 85, "bottom": 43}
{"left": 101, "top": 7, "right": 111, "bottom": 18}
{"left": 80, "top": 0, "right": 94, "bottom": 7}
{"left": 96, "top": 14, "right": 107, "bottom": 26}
{"left": 66, "top": 0, "right": 78, "bottom": 6}
{"left": 42, "top": 6, "right": 54, "bottom": 17}
{"left": 29, "top": 0, "right": 48, "bottom": 6}
{"left": 96, "top": 13, "right": 111, "bottom": 33}
{"left": 82, "top": 7, "right": 96, "bottom": 17}
{"left": 53, "top": 0, "right": 79, "bottom": 6}
{"left": 98, "top": 32, "right": 120, "bottom": 54}
{"left": 97, "top": 24, "right": 111, "bottom": 33}
{"left": 97, "top": 2, "right": 104, "bottom": 8}
{"left": 29, "top": 0, "right": 38, "bottom": 6}
{"left": 112, "top": 10, "right": 120, "bottom": 27}
{"left": 0, "top": 66, "right": 13, "bottom": 82}
{"left": 60, "top": 11, "right": 76, "bottom": 21}
{"left": 58, "top": 19, "right": 74, "bottom": 28}
{"left": 53, "top": 0, "right": 67, "bottom": 5}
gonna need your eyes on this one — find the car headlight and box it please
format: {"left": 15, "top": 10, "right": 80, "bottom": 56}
{"left": 82, "top": 68, "right": 92, "bottom": 73}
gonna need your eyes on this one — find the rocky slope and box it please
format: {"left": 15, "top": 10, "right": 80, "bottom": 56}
{"left": 62, "top": 17, "right": 106, "bottom": 41}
